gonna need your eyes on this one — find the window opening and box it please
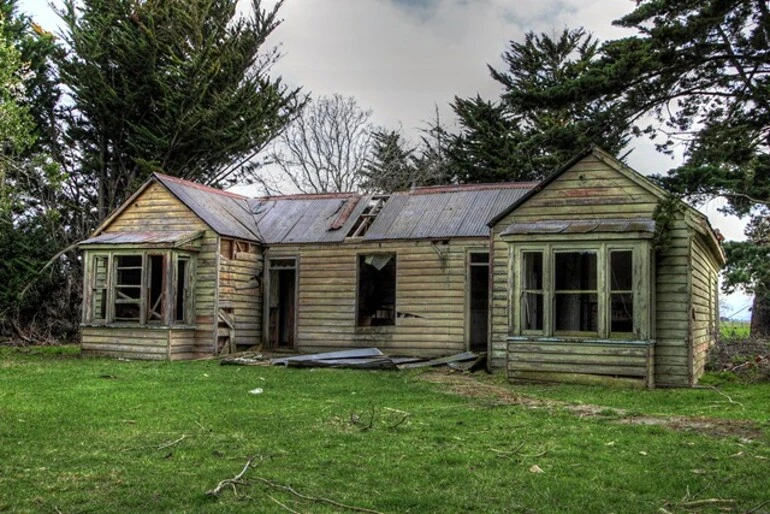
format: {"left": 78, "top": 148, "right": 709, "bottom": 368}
{"left": 357, "top": 253, "right": 396, "bottom": 326}
{"left": 114, "top": 255, "right": 143, "bottom": 322}
{"left": 554, "top": 251, "right": 598, "bottom": 333}
{"left": 522, "top": 251, "right": 544, "bottom": 331}
{"left": 347, "top": 195, "right": 390, "bottom": 238}
{"left": 609, "top": 251, "right": 634, "bottom": 334}
{"left": 146, "top": 255, "right": 165, "bottom": 323}
{"left": 175, "top": 257, "right": 189, "bottom": 323}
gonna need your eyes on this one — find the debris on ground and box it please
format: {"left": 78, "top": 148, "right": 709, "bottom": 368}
{"left": 220, "top": 347, "right": 486, "bottom": 371}
{"left": 707, "top": 337, "right": 770, "bottom": 382}
{"left": 220, "top": 351, "right": 269, "bottom": 366}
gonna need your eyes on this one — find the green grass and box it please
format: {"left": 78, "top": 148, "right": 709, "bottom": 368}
{"left": 721, "top": 320, "right": 751, "bottom": 339}
{"left": 1, "top": 346, "right": 769, "bottom": 513}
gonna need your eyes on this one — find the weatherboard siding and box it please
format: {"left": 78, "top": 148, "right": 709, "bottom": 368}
{"left": 267, "top": 239, "right": 487, "bottom": 356}
{"left": 689, "top": 234, "right": 719, "bottom": 382}
{"left": 218, "top": 240, "right": 263, "bottom": 349}
{"left": 96, "top": 182, "right": 218, "bottom": 356}
{"left": 490, "top": 154, "right": 694, "bottom": 386}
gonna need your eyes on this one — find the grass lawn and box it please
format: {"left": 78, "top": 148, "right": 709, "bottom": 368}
{"left": 1, "top": 346, "right": 769, "bottom": 513}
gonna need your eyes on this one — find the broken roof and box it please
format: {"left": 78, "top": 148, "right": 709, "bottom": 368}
{"left": 79, "top": 230, "right": 204, "bottom": 247}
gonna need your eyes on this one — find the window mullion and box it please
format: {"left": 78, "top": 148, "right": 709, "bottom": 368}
{"left": 598, "top": 245, "right": 607, "bottom": 339}
{"left": 140, "top": 252, "right": 148, "bottom": 325}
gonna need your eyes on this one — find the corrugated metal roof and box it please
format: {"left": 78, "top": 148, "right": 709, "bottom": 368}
{"left": 249, "top": 194, "right": 369, "bottom": 244}
{"left": 501, "top": 218, "right": 656, "bottom": 236}
{"left": 154, "top": 174, "right": 261, "bottom": 242}
{"left": 79, "top": 230, "right": 203, "bottom": 246}
{"left": 361, "top": 186, "right": 532, "bottom": 240}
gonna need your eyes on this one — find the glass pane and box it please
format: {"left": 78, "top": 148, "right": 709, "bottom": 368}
{"left": 555, "top": 293, "right": 598, "bottom": 332}
{"left": 555, "top": 252, "right": 597, "bottom": 291}
{"left": 610, "top": 293, "right": 634, "bottom": 333}
{"left": 522, "top": 252, "right": 543, "bottom": 290}
{"left": 522, "top": 292, "right": 543, "bottom": 331}
{"left": 610, "top": 251, "right": 633, "bottom": 291}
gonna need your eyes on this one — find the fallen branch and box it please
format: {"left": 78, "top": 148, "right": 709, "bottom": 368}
{"left": 706, "top": 386, "right": 744, "bottom": 408}
{"left": 253, "top": 476, "right": 383, "bottom": 514}
{"left": 157, "top": 434, "right": 186, "bottom": 450}
{"left": 268, "top": 494, "right": 302, "bottom": 514}
{"left": 206, "top": 456, "right": 260, "bottom": 497}
{"left": 679, "top": 498, "right": 736, "bottom": 508}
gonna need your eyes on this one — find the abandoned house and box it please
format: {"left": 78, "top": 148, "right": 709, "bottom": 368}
{"left": 78, "top": 146, "right": 725, "bottom": 387}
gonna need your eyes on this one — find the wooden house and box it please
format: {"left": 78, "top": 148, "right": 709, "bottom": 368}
{"left": 488, "top": 147, "right": 724, "bottom": 387}
{"left": 78, "top": 147, "right": 724, "bottom": 387}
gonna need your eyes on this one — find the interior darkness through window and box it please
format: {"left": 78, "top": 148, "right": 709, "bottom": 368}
{"left": 357, "top": 254, "right": 396, "bottom": 326}
{"left": 554, "top": 251, "right": 598, "bottom": 333}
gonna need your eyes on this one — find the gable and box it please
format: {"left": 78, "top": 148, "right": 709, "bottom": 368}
{"left": 101, "top": 182, "right": 210, "bottom": 235}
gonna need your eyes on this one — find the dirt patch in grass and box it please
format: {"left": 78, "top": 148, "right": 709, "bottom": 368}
{"left": 420, "top": 371, "right": 764, "bottom": 439}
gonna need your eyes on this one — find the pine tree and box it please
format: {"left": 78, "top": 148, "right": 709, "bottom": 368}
{"left": 57, "top": 0, "right": 303, "bottom": 222}
{"left": 361, "top": 129, "right": 417, "bottom": 192}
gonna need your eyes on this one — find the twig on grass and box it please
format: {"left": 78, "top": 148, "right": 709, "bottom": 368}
{"left": 745, "top": 500, "right": 770, "bottom": 513}
{"left": 268, "top": 494, "right": 302, "bottom": 514}
{"left": 679, "top": 498, "right": 736, "bottom": 508}
{"left": 253, "top": 476, "right": 383, "bottom": 514}
{"left": 206, "top": 455, "right": 261, "bottom": 497}
{"left": 157, "top": 434, "right": 186, "bottom": 450}
{"left": 705, "top": 386, "right": 744, "bottom": 408}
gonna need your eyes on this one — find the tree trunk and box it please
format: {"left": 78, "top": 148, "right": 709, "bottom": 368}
{"left": 750, "top": 295, "right": 770, "bottom": 338}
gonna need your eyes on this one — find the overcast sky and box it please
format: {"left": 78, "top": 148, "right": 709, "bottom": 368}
{"left": 18, "top": 0, "right": 754, "bottom": 316}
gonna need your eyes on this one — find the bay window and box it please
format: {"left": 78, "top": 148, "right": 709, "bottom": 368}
{"left": 514, "top": 243, "right": 649, "bottom": 340}
{"left": 83, "top": 251, "right": 194, "bottom": 326}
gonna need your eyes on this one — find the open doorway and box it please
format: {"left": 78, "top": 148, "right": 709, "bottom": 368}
{"left": 267, "top": 258, "right": 297, "bottom": 349}
{"left": 468, "top": 252, "right": 489, "bottom": 352}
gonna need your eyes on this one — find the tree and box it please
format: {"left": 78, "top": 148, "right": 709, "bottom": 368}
{"left": 450, "top": 28, "right": 631, "bottom": 183}
{"left": 57, "top": 0, "right": 303, "bottom": 222}
{"left": 256, "top": 94, "right": 373, "bottom": 195}
{"left": 558, "top": 1, "right": 770, "bottom": 336}
{"left": 411, "top": 106, "right": 458, "bottom": 186}
{"left": 0, "top": 7, "right": 71, "bottom": 343}
{"left": 361, "top": 129, "right": 417, "bottom": 192}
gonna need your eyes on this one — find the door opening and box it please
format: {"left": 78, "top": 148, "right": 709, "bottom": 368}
{"left": 469, "top": 252, "right": 489, "bottom": 352}
{"left": 268, "top": 259, "right": 296, "bottom": 349}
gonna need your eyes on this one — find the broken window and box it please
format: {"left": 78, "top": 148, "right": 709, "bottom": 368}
{"left": 91, "top": 255, "right": 109, "bottom": 321}
{"left": 609, "top": 251, "right": 634, "bottom": 334}
{"left": 85, "top": 251, "right": 193, "bottom": 326}
{"left": 357, "top": 253, "right": 396, "bottom": 326}
{"left": 554, "top": 251, "right": 598, "bottom": 334}
{"left": 521, "top": 252, "right": 543, "bottom": 331}
{"left": 175, "top": 257, "right": 190, "bottom": 323}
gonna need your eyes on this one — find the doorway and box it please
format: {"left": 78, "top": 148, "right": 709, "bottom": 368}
{"left": 267, "top": 258, "right": 297, "bottom": 349}
{"left": 468, "top": 252, "right": 489, "bottom": 352}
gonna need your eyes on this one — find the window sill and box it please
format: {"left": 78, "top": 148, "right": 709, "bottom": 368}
{"left": 81, "top": 323, "right": 197, "bottom": 331}
{"left": 507, "top": 335, "right": 654, "bottom": 346}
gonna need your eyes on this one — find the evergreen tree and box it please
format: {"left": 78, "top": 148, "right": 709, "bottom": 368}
{"left": 530, "top": 1, "right": 770, "bottom": 335}
{"left": 451, "top": 28, "right": 631, "bottom": 183}
{"left": 362, "top": 129, "right": 417, "bottom": 192}
{"left": 57, "top": 0, "right": 303, "bottom": 221}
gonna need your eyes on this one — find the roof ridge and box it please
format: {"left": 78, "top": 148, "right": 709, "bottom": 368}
{"left": 407, "top": 182, "right": 538, "bottom": 195}
{"left": 256, "top": 192, "right": 360, "bottom": 201}
{"left": 154, "top": 173, "right": 248, "bottom": 200}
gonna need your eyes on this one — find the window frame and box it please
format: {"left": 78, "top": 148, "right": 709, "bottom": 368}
{"left": 83, "top": 249, "right": 195, "bottom": 327}
{"left": 512, "top": 242, "right": 649, "bottom": 340}
{"left": 355, "top": 252, "right": 398, "bottom": 328}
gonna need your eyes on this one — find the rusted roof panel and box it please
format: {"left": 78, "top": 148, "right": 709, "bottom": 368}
{"left": 154, "top": 174, "right": 261, "bottom": 242}
{"left": 250, "top": 194, "right": 368, "bottom": 244}
{"left": 501, "top": 218, "right": 656, "bottom": 237}
{"left": 362, "top": 186, "right": 532, "bottom": 240}
{"left": 80, "top": 230, "right": 203, "bottom": 246}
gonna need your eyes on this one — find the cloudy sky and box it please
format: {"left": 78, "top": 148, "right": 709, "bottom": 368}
{"left": 18, "top": 0, "right": 754, "bottom": 316}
